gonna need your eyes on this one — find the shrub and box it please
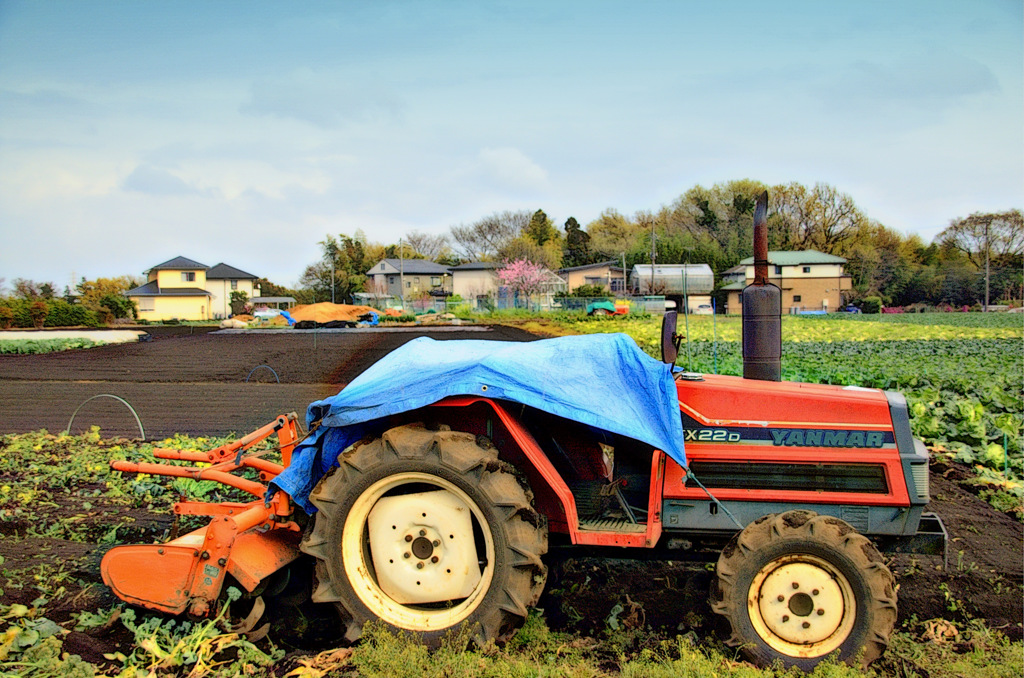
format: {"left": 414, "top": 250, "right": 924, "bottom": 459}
{"left": 28, "top": 301, "right": 48, "bottom": 328}
{"left": 861, "top": 296, "right": 882, "bottom": 314}
{"left": 44, "top": 300, "right": 99, "bottom": 328}
{"left": 98, "top": 293, "right": 136, "bottom": 319}
{"left": 0, "top": 305, "right": 12, "bottom": 329}
{"left": 567, "top": 283, "right": 610, "bottom": 298}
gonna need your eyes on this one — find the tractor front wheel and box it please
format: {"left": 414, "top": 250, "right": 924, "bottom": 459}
{"left": 712, "top": 510, "right": 896, "bottom": 669}
{"left": 301, "top": 424, "right": 547, "bottom": 647}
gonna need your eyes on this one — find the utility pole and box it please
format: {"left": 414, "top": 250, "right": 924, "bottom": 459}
{"left": 649, "top": 223, "right": 656, "bottom": 295}
{"left": 984, "top": 220, "right": 990, "bottom": 312}
{"left": 621, "top": 252, "right": 627, "bottom": 295}
{"left": 399, "top": 237, "right": 405, "bottom": 310}
{"left": 325, "top": 242, "right": 336, "bottom": 304}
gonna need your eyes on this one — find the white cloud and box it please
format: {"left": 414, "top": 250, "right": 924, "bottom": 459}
{"left": 122, "top": 165, "right": 202, "bottom": 196}
{"left": 477, "top": 147, "right": 548, "bottom": 192}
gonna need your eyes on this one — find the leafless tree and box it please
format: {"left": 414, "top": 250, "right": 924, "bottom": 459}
{"left": 402, "top": 230, "right": 450, "bottom": 260}
{"left": 938, "top": 209, "right": 1024, "bottom": 268}
{"left": 771, "top": 183, "right": 866, "bottom": 254}
{"left": 450, "top": 210, "right": 531, "bottom": 260}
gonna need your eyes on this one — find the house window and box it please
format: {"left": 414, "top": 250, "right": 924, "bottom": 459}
{"left": 774, "top": 266, "right": 782, "bottom": 275}
{"left": 139, "top": 298, "right": 155, "bottom": 312}
{"left": 181, "top": 272, "right": 196, "bottom": 282}
{"left": 230, "top": 280, "right": 238, "bottom": 290}
{"left": 793, "top": 295, "right": 802, "bottom": 302}
{"left": 406, "top": 281, "right": 411, "bottom": 288}
{"left": 381, "top": 264, "right": 386, "bottom": 270}
{"left": 388, "top": 276, "right": 395, "bottom": 284}
{"left": 803, "top": 266, "right": 811, "bottom": 273}
{"left": 431, "top": 276, "right": 441, "bottom": 287}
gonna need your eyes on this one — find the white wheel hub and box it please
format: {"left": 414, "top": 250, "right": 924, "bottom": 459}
{"left": 367, "top": 490, "right": 481, "bottom": 604}
{"left": 749, "top": 554, "right": 855, "bottom": 657}
{"left": 342, "top": 473, "right": 495, "bottom": 632}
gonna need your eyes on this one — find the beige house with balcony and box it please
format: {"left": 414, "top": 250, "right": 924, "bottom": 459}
{"left": 722, "top": 250, "right": 852, "bottom": 314}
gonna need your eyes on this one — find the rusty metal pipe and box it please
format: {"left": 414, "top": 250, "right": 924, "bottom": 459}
{"left": 753, "top": 190, "right": 769, "bottom": 285}
{"left": 742, "top": 190, "right": 782, "bottom": 381}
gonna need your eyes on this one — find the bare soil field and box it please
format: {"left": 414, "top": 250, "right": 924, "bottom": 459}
{"left": 0, "top": 325, "right": 1020, "bottom": 673}
{"left": 0, "top": 325, "right": 535, "bottom": 438}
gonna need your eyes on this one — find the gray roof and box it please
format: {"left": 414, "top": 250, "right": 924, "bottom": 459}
{"left": 206, "top": 263, "right": 258, "bottom": 279}
{"left": 738, "top": 250, "right": 846, "bottom": 266}
{"left": 146, "top": 256, "right": 208, "bottom": 273}
{"left": 558, "top": 260, "right": 623, "bottom": 274}
{"left": 368, "top": 259, "right": 452, "bottom": 275}
{"left": 449, "top": 261, "right": 500, "bottom": 271}
{"left": 125, "top": 281, "right": 210, "bottom": 297}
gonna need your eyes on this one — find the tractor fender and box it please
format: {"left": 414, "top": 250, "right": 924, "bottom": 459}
{"left": 429, "top": 397, "right": 582, "bottom": 538}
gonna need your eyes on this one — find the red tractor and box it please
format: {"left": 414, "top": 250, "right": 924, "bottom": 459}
{"left": 101, "top": 195, "right": 944, "bottom": 670}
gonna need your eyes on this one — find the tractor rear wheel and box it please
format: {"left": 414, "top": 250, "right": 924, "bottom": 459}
{"left": 711, "top": 510, "right": 896, "bottom": 670}
{"left": 301, "top": 424, "right": 548, "bottom": 647}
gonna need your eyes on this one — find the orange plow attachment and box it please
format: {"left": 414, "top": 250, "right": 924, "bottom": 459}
{"left": 101, "top": 414, "right": 305, "bottom": 617}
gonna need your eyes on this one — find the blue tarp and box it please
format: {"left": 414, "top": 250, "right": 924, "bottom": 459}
{"left": 272, "top": 333, "right": 685, "bottom": 512}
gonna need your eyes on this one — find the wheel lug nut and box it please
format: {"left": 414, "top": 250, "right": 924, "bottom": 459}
{"left": 791, "top": 582, "right": 799, "bottom": 589}
{"left": 419, "top": 529, "right": 426, "bottom": 537}
{"left": 782, "top": 615, "right": 789, "bottom": 622}
{"left": 403, "top": 552, "right": 410, "bottom": 559}
{"left": 812, "top": 589, "right": 819, "bottom": 596}
{"left": 432, "top": 539, "right": 440, "bottom": 547}
{"left": 416, "top": 562, "right": 424, "bottom": 569}
{"left": 405, "top": 535, "right": 413, "bottom": 542}
{"left": 802, "top": 621, "right": 811, "bottom": 629}
{"left": 817, "top": 609, "right": 825, "bottom": 616}
{"left": 777, "top": 595, "right": 785, "bottom": 602}
{"left": 431, "top": 556, "right": 439, "bottom": 563}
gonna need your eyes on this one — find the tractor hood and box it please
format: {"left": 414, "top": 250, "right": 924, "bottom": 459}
{"left": 272, "top": 334, "right": 685, "bottom": 512}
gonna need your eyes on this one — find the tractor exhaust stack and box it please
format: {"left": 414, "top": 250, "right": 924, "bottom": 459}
{"left": 742, "top": 190, "right": 782, "bottom": 381}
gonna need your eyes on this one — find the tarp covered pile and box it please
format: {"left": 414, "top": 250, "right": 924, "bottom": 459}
{"left": 288, "top": 303, "right": 378, "bottom": 323}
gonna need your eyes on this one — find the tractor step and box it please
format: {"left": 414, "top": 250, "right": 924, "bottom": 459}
{"left": 578, "top": 519, "right": 646, "bottom": 533}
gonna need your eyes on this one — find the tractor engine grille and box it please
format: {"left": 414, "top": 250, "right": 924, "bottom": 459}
{"left": 687, "top": 461, "right": 889, "bottom": 494}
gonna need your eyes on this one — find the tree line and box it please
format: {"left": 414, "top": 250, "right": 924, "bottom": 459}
{"left": 290, "top": 179, "right": 1022, "bottom": 308}
{"left": 4, "top": 179, "right": 1021, "bottom": 312}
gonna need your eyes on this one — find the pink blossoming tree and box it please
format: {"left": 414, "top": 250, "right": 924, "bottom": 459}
{"left": 497, "top": 259, "right": 547, "bottom": 307}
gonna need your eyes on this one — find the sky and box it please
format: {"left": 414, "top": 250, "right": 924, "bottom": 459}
{"left": 1, "top": 1, "right": 1021, "bottom": 290}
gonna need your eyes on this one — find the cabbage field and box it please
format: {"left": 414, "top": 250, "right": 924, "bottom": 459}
{"left": 530, "top": 312, "right": 1024, "bottom": 506}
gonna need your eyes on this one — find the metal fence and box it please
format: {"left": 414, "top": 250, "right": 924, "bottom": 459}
{"left": 368, "top": 295, "right": 670, "bottom": 316}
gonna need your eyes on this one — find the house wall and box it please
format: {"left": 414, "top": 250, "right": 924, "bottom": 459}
{"left": 382, "top": 273, "right": 448, "bottom": 298}
{"left": 154, "top": 269, "right": 207, "bottom": 289}
{"left": 564, "top": 265, "right": 624, "bottom": 291}
{"left": 725, "top": 271, "right": 851, "bottom": 315}
{"left": 131, "top": 295, "right": 210, "bottom": 321}
{"left": 453, "top": 270, "right": 498, "bottom": 299}
{"left": 743, "top": 262, "right": 844, "bottom": 280}
{"left": 207, "top": 279, "right": 260, "bottom": 319}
